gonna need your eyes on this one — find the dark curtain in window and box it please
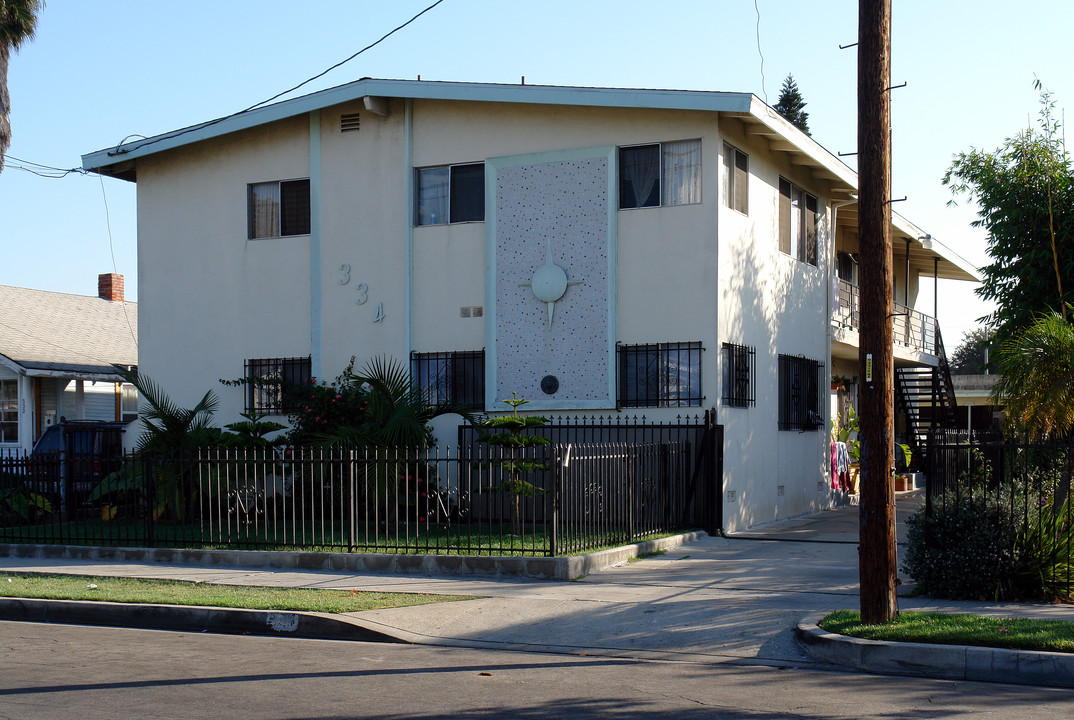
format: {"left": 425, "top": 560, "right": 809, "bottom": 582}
{"left": 804, "top": 194, "right": 819, "bottom": 266}
{"left": 733, "top": 149, "right": 749, "bottom": 215}
{"left": 778, "top": 178, "right": 792, "bottom": 254}
{"left": 280, "top": 179, "right": 311, "bottom": 236}
{"left": 450, "top": 164, "right": 485, "bottom": 222}
{"left": 619, "top": 145, "right": 660, "bottom": 209}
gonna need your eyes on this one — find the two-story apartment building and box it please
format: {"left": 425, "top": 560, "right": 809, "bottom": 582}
{"left": 82, "top": 78, "right": 976, "bottom": 531}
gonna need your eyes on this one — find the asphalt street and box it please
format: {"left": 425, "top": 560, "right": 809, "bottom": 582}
{"left": 3, "top": 621, "right": 1073, "bottom": 720}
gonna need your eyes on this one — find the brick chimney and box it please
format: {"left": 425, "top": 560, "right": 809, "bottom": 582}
{"left": 98, "top": 273, "right": 124, "bottom": 302}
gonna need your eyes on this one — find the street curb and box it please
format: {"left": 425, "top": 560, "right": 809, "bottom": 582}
{"left": 796, "top": 612, "right": 1074, "bottom": 688}
{"left": 0, "top": 532, "right": 708, "bottom": 582}
{"left": 0, "top": 597, "right": 407, "bottom": 643}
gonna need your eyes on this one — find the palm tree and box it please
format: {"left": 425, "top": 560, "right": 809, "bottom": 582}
{"left": 117, "top": 367, "right": 221, "bottom": 455}
{"left": 0, "top": 0, "right": 44, "bottom": 173}
{"left": 993, "top": 309, "right": 1074, "bottom": 498}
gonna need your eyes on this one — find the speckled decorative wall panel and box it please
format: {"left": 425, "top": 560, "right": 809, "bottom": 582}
{"left": 488, "top": 148, "right": 615, "bottom": 410}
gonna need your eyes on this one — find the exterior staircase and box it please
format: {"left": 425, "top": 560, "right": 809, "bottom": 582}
{"left": 894, "top": 327, "right": 959, "bottom": 469}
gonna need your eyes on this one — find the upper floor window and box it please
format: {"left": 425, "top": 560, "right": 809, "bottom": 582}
{"left": 245, "top": 356, "right": 312, "bottom": 414}
{"left": 411, "top": 350, "right": 484, "bottom": 410}
{"left": 778, "top": 354, "right": 823, "bottom": 431}
{"left": 618, "top": 341, "right": 702, "bottom": 408}
{"left": 722, "top": 143, "right": 749, "bottom": 215}
{"left": 778, "top": 178, "right": 819, "bottom": 266}
{"left": 722, "top": 342, "right": 755, "bottom": 408}
{"left": 248, "top": 179, "right": 310, "bottom": 239}
{"left": 415, "top": 162, "right": 485, "bottom": 226}
{"left": 619, "top": 140, "right": 701, "bottom": 209}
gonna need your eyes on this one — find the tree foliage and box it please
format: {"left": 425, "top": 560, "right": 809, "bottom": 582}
{"left": 993, "top": 309, "right": 1074, "bottom": 504}
{"left": 0, "top": 0, "right": 44, "bottom": 172}
{"left": 773, "top": 73, "right": 810, "bottom": 135}
{"left": 948, "top": 327, "right": 996, "bottom": 375}
{"left": 993, "top": 309, "right": 1074, "bottom": 442}
{"left": 944, "top": 85, "right": 1074, "bottom": 341}
{"left": 475, "top": 393, "right": 550, "bottom": 535}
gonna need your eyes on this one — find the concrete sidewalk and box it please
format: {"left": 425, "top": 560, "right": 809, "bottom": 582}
{"left": 3, "top": 493, "right": 1072, "bottom": 687}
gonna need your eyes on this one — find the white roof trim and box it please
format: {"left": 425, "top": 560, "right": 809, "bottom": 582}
{"left": 83, "top": 78, "right": 774, "bottom": 173}
{"left": 891, "top": 211, "right": 982, "bottom": 282}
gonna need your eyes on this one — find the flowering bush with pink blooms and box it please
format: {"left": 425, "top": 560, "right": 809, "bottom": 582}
{"left": 284, "top": 372, "right": 371, "bottom": 446}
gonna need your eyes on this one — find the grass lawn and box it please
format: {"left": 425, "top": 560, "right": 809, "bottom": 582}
{"left": 0, "top": 572, "right": 475, "bottom": 614}
{"left": 820, "top": 610, "right": 1074, "bottom": 654}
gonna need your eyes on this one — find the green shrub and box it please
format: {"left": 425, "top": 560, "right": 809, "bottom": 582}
{"left": 902, "top": 493, "right": 1023, "bottom": 600}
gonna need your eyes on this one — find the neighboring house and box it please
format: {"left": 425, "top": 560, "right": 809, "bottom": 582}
{"left": 951, "top": 374, "right": 1003, "bottom": 434}
{"left": 0, "top": 274, "right": 138, "bottom": 456}
{"left": 81, "top": 78, "right": 975, "bottom": 531}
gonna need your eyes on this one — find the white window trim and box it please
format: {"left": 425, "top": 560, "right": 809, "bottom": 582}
{"left": 722, "top": 143, "right": 749, "bottom": 216}
{"left": 247, "top": 178, "right": 311, "bottom": 240}
{"left": 414, "top": 162, "right": 486, "bottom": 226}
{"left": 618, "top": 139, "right": 702, "bottom": 210}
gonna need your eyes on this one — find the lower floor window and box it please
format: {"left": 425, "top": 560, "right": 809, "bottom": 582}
{"left": 722, "top": 343, "right": 756, "bottom": 408}
{"left": 245, "top": 357, "right": 312, "bottom": 414}
{"left": 0, "top": 378, "right": 17, "bottom": 443}
{"left": 411, "top": 350, "right": 484, "bottom": 409}
{"left": 618, "top": 342, "right": 702, "bottom": 408}
{"left": 778, "top": 354, "right": 823, "bottom": 431}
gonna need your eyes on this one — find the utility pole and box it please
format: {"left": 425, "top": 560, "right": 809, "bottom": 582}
{"left": 857, "top": 0, "right": 898, "bottom": 624}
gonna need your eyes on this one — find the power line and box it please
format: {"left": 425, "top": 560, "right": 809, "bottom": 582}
{"left": 97, "top": 172, "right": 138, "bottom": 348}
{"left": 753, "top": 0, "right": 768, "bottom": 104}
{"left": 108, "top": 0, "right": 447, "bottom": 158}
{"left": 5, "top": 155, "right": 85, "bottom": 179}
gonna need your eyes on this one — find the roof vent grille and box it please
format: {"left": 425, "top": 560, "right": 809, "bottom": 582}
{"left": 340, "top": 113, "right": 361, "bottom": 133}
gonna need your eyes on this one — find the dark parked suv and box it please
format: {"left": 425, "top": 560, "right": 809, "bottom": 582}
{"left": 31, "top": 421, "right": 129, "bottom": 511}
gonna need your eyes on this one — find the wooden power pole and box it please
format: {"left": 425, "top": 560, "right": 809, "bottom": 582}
{"left": 857, "top": 0, "right": 898, "bottom": 624}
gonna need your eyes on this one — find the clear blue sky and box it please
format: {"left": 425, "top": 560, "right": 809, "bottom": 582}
{"left": 2, "top": 0, "right": 1072, "bottom": 346}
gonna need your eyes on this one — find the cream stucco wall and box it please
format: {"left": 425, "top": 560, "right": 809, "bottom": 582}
{"left": 133, "top": 96, "right": 840, "bottom": 530}
{"left": 137, "top": 116, "right": 312, "bottom": 419}
{"left": 716, "top": 119, "right": 835, "bottom": 531}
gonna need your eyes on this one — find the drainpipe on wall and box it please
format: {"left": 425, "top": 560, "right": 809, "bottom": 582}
{"left": 309, "top": 111, "right": 324, "bottom": 380}
{"left": 404, "top": 98, "right": 414, "bottom": 360}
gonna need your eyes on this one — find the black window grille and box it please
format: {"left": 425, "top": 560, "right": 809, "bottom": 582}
{"left": 722, "top": 342, "right": 755, "bottom": 408}
{"left": 617, "top": 342, "right": 703, "bottom": 408}
{"left": 411, "top": 350, "right": 485, "bottom": 409}
{"left": 245, "top": 356, "right": 312, "bottom": 414}
{"left": 778, "top": 354, "right": 824, "bottom": 431}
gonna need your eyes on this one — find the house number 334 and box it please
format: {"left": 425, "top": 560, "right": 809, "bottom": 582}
{"left": 338, "top": 264, "right": 384, "bottom": 322}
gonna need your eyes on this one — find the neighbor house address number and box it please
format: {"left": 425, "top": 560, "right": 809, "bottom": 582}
{"left": 338, "top": 264, "right": 384, "bottom": 322}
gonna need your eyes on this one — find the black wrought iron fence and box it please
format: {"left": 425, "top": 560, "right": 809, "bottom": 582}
{"left": 0, "top": 436, "right": 720, "bottom": 557}
{"left": 925, "top": 435, "right": 1073, "bottom": 596}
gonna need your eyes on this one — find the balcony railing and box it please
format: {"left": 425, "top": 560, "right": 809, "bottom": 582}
{"left": 833, "top": 279, "right": 936, "bottom": 355}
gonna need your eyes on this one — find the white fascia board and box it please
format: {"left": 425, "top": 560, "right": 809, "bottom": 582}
{"left": 745, "top": 96, "right": 858, "bottom": 191}
{"left": 0, "top": 354, "right": 26, "bottom": 376}
{"left": 82, "top": 78, "right": 756, "bottom": 174}
{"left": 926, "top": 237, "right": 982, "bottom": 282}
{"left": 892, "top": 211, "right": 982, "bottom": 282}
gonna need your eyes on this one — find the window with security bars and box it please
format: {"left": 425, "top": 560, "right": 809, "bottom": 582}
{"left": 411, "top": 350, "right": 484, "bottom": 409}
{"left": 722, "top": 343, "right": 755, "bottom": 408}
{"left": 778, "top": 354, "right": 824, "bottom": 431}
{"left": 245, "top": 356, "right": 312, "bottom": 414}
{"left": 617, "top": 342, "right": 702, "bottom": 408}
